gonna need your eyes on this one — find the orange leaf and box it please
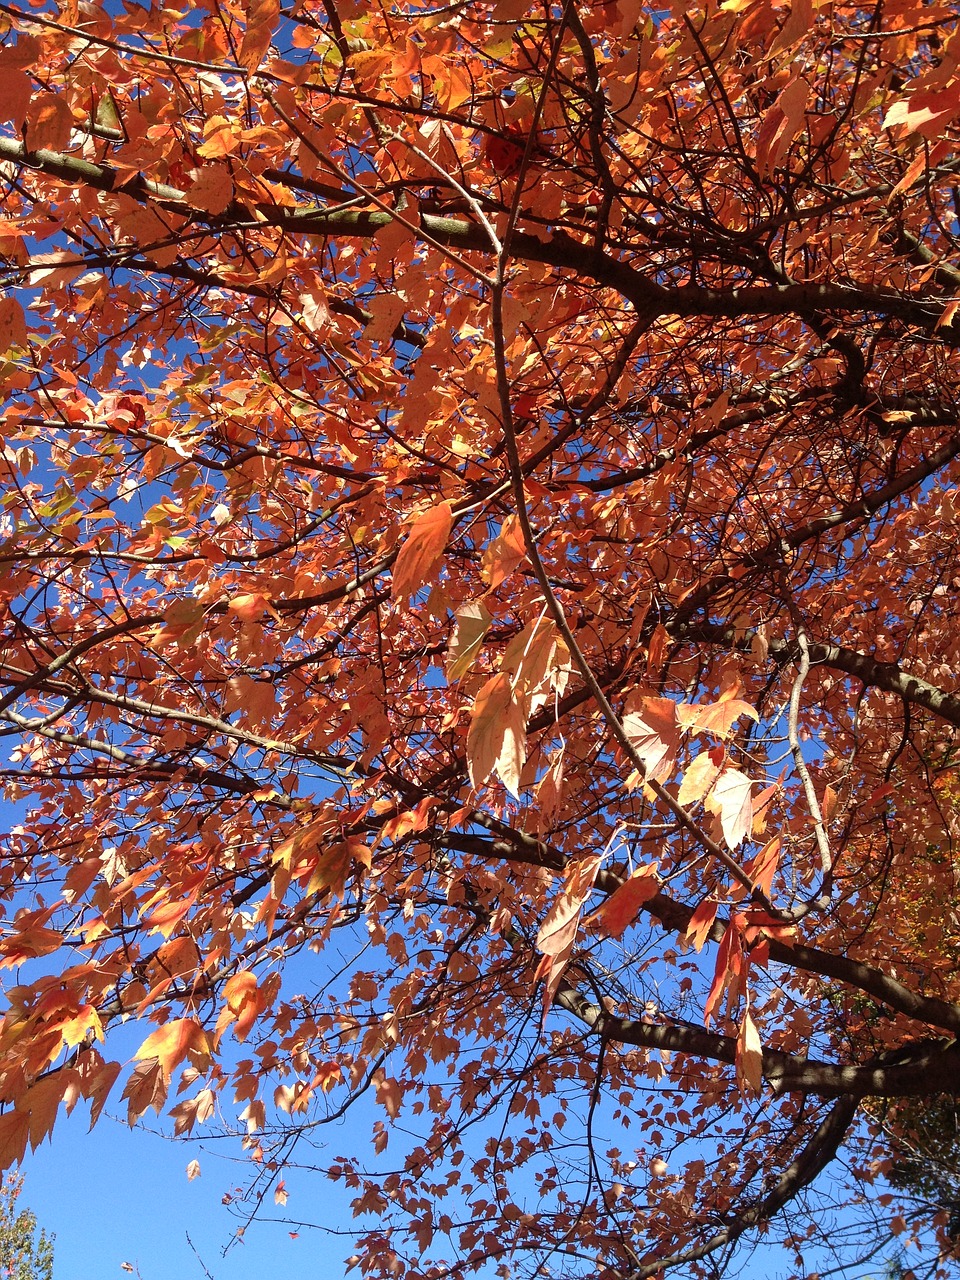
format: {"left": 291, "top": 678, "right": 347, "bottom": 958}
{"left": 744, "top": 836, "right": 782, "bottom": 896}
{"left": 134, "top": 1018, "right": 212, "bottom": 1080}
{"left": 481, "top": 515, "right": 527, "bottom": 589}
{"left": 466, "top": 672, "right": 527, "bottom": 795}
{"left": 78, "top": 1053, "right": 122, "bottom": 1129}
{"left": 239, "top": 0, "right": 280, "bottom": 72}
{"left": 218, "top": 971, "right": 264, "bottom": 1043}
{"left": 273, "top": 815, "right": 328, "bottom": 870}
{"left": 684, "top": 897, "right": 720, "bottom": 952}
{"left": 884, "top": 87, "right": 960, "bottom": 139}
{"left": 19, "top": 1073, "right": 70, "bottom": 1151}
{"left": 0, "top": 1110, "right": 30, "bottom": 1171}
{"left": 29, "top": 93, "right": 72, "bottom": 150}
{"left": 122, "top": 1058, "right": 168, "bottom": 1125}
{"left": 756, "top": 77, "right": 809, "bottom": 175}
{"left": 228, "top": 592, "right": 280, "bottom": 622}
{"left": 0, "top": 925, "right": 62, "bottom": 968}
{"left": 537, "top": 855, "right": 601, "bottom": 956}
{"left": 392, "top": 501, "right": 454, "bottom": 604}
{"left": 374, "top": 1072, "right": 403, "bottom": 1119}
{"left": 677, "top": 747, "right": 724, "bottom": 806}
{"left": 677, "top": 698, "right": 758, "bottom": 739}
{"left": 704, "top": 919, "right": 746, "bottom": 1025}
{"left": 587, "top": 866, "right": 660, "bottom": 939}
{"left": 0, "top": 297, "right": 29, "bottom": 352}
{"left": 145, "top": 895, "right": 198, "bottom": 939}
{"left": 59, "top": 1004, "right": 104, "bottom": 1049}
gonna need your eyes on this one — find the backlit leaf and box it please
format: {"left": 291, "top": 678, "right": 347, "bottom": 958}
{"left": 392, "top": 501, "right": 455, "bottom": 605}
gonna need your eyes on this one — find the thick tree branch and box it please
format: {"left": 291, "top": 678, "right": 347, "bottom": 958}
{"left": 558, "top": 982, "right": 960, "bottom": 1098}
{"left": 680, "top": 620, "right": 960, "bottom": 729}
{"left": 2, "top": 136, "right": 958, "bottom": 337}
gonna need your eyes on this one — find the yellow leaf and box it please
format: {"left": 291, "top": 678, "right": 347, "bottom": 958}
{"left": 447, "top": 599, "right": 492, "bottom": 682}
{"left": 736, "top": 1009, "right": 764, "bottom": 1095}
{"left": 677, "top": 747, "right": 724, "bottom": 807}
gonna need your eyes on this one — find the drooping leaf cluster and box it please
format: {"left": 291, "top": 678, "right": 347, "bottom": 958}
{"left": 0, "top": 0, "right": 958, "bottom": 1276}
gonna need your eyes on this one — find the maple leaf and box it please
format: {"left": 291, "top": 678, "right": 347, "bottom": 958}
{"left": 2, "top": 0, "right": 960, "bottom": 1268}
{"left": 586, "top": 866, "right": 660, "bottom": 939}
{"left": 744, "top": 836, "right": 782, "bottom": 897}
{"left": 481, "top": 516, "right": 527, "bottom": 589}
{"left": 122, "top": 1059, "right": 168, "bottom": 1126}
{"left": 0, "top": 297, "right": 28, "bottom": 352}
{"left": 391, "top": 502, "right": 455, "bottom": 605}
{"left": 134, "top": 1019, "right": 212, "bottom": 1081}
{"left": 677, "top": 747, "right": 724, "bottom": 806}
{"left": 735, "top": 1009, "right": 764, "bottom": 1095}
{"left": 685, "top": 898, "right": 720, "bottom": 952}
{"left": 238, "top": 0, "right": 280, "bottom": 72}
{"left": 705, "top": 768, "right": 755, "bottom": 850}
{"left": 623, "top": 697, "right": 681, "bottom": 783}
{"left": 466, "top": 672, "right": 527, "bottom": 795}
{"left": 447, "top": 600, "right": 492, "bottom": 682}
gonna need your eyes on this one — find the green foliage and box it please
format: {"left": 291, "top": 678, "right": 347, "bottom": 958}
{"left": 885, "top": 1095, "right": 960, "bottom": 1252}
{"left": 0, "top": 1175, "right": 54, "bottom": 1280}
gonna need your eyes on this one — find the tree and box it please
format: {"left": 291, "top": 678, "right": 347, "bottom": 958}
{"left": 884, "top": 1097, "right": 960, "bottom": 1247}
{"left": 0, "top": 1175, "right": 54, "bottom": 1280}
{"left": 0, "top": 0, "right": 958, "bottom": 1275}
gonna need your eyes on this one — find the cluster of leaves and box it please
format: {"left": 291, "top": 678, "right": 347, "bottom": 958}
{"left": 886, "top": 1097, "right": 960, "bottom": 1240}
{"left": 0, "top": 1175, "right": 53, "bottom": 1280}
{"left": 0, "top": 0, "right": 958, "bottom": 1276}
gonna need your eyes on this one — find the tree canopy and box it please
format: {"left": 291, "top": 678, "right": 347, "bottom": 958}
{"left": 0, "top": 0, "right": 959, "bottom": 1275}
{"left": 0, "top": 1175, "right": 53, "bottom": 1280}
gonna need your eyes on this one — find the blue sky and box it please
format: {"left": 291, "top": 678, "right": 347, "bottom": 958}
{"left": 21, "top": 1099, "right": 358, "bottom": 1279}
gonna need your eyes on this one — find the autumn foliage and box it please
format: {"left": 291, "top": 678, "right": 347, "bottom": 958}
{"left": 0, "top": 0, "right": 959, "bottom": 1273}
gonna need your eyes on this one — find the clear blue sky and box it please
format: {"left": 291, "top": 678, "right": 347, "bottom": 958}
{"left": 20, "top": 1102, "right": 357, "bottom": 1280}
{"left": 20, "top": 1097, "right": 363, "bottom": 1279}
